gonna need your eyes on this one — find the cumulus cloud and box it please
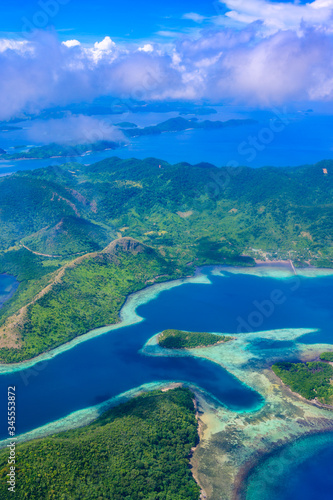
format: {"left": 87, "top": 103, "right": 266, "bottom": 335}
{"left": 138, "top": 44, "right": 154, "bottom": 53}
{"left": 25, "top": 115, "right": 126, "bottom": 145}
{"left": 0, "top": 38, "right": 33, "bottom": 55}
{"left": 62, "top": 39, "right": 81, "bottom": 48}
{"left": 3, "top": 15, "right": 333, "bottom": 118}
{"left": 221, "top": 0, "right": 333, "bottom": 34}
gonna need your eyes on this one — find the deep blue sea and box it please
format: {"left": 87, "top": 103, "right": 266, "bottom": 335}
{"left": 0, "top": 270, "right": 332, "bottom": 429}
{"left": 1, "top": 107, "right": 333, "bottom": 175}
{"left": 0, "top": 270, "right": 333, "bottom": 498}
{"left": 246, "top": 432, "right": 333, "bottom": 500}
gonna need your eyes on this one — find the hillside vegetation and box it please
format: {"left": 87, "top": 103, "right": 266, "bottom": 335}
{"left": 319, "top": 352, "right": 333, "bottom": 362}
{"left": 272, "top": 361, "right": 333, "bottom": 404}
{"left": 0, "top": 387, "right": 200, "bottom": 500}
{"left": 0, "top": 157, "right": 332, "bottom": 361}
{"left": 0, "top": 238, "right": 181, "bottom": 363}
{"left": 0, "top": 140, "right": 118, "bottom": 160}
{"left": 0, "top": 157, "right": 331, "bottom": 266}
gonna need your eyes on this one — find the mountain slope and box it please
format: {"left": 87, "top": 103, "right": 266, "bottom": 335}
{"left": 0, "top": 237, "right": 181, "bottom": 363}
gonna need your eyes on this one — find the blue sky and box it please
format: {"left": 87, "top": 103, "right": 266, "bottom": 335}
{"left": 0, "top": 0, "right": 310, "bottom": 42}
{"left": 1, "top": 0, "right": 333, "bottom": 120}
{"left": 2, "top": 0, "right": 222, "bottom": 41}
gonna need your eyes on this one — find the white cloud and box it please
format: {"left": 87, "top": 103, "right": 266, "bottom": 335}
{"left": 62, "top": 39, "right": 81, "bottom": 48}
{"left": 26, "top": 115, "right": 126, "bottom": 145}
{"left": 0, "top": 38, "right": 30, "bottom": 53}
{"left": 86, "top": 36, "right": 117, "bottom": 62}
{"left": 156, "top": 30, "right": 181, "bottom": 38}
{"left": 138, "top": 43, "right": 154, "bottom": 53}
{"left": 94, "top": 36, "right": 115, "bottom": 51}
{"left": 182, "top": 12, "right": 207, "bottom": 23}
{"left": 221, "top": 0, "right": 333, "bottom": 34}
{"left": 2, "top": 25, "right": 333, "bottom": 119}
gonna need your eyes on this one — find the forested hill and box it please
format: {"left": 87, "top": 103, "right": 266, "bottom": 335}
{"left": 0, "top": 157, "right": 332, "bottom": 362}
{"left": 0, "top": 157, "right": 331, "bottom": 267}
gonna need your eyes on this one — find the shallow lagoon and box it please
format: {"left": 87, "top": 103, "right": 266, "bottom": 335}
{"left": 0, "top": 267, "right": 332, "bottom": 438}
{"left": 0, "top": 267, "right": 333, "bottom": 499}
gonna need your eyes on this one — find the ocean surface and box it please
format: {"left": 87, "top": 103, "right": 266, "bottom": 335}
{"left": 0, "top": 270, "right": 332, "bottom": 431}
{"left": 1, "top": 107, "right": 333, "bottom": 175}
{"left": 0, "top": 269, "right": 333, "bottom": 498}
{"left": 246, "top": 432, "right": 333, "bottom": 500}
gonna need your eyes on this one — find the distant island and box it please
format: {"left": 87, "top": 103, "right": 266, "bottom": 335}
{"left": 272, "top": 354, "right": 333, "bottom": 405}
{"left": 123, "top": 117, "right": 257, "bottom": 138}
{"left": 19, "top": 101, "right": 218, "bottom": 121}
{"left": 0, "top": 140, "right": 119, "bottom": 160}
{"left": 158, "top": 329, "right": 232, "bottom": 349}
{"left": 0, "top": 124, "right": 22, "bottom": 131}
{"left": 116, "top": 121, "right": 137, "bottom": 128}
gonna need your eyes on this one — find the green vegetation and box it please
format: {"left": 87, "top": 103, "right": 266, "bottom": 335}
{"left": 0, "top": 157, "right": 332, "bottom": 265}
{"left": 22, "top": 216, "right": 113, "bottom": 257}
{"left": 0, "top": 249, "right": 64, "bottom": 329}
{"left": 116, "top": 121, "right": 137, "bottom": 128}
{"left": 0, "top": 140, "right": 118, "bottom": 160}
{"left": 0, "top": 239, "right": 182, "bottom": 363}
{"left": 0, "top": 387, "right": 200, "bottom": 500}
{"left": 124, "top": 117, "right": 256, "bottom": 137}
{"left": 158, "top": 329, "right": 232, "bottom": 349}
{"left": 272, "top": 361, "right": 333, "bottom": 404}
{"left": 319, "top": 352, "right": 333, "bottom": 362}
{"left": 0, "top": 157, "right": 332, "bottom": 361}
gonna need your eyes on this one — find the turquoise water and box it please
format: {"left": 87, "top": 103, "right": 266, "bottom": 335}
{"left": 246, "top": 432, "right": 333, "bottom": 500}
{"left": 0, "top": 269, "right": 332, "bottom": 440}
{"left": 0, "top": 269, "right": 333, "bottom": 498}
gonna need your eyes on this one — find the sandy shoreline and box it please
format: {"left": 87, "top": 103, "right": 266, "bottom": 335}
{"left": 1, "top": 263, "right": 332, "bottom": 373}
{"left": 0, "top": 271, "right": 211, "bottom": 373}
{"left": 1, "top": 263, "right": 333, "bottom": 499}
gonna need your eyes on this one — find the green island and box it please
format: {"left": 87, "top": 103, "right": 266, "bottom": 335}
{"left": 0, "top": 140, "right": 118, "bottom": 160}
{"left": 158, "top": 329, "right": 232, "bottom": 349}
{"left": 123, "top": 117, "right": 256, "bottom": 137}
{"left": 0, "top": 387, "right": 200, "bottom": 500}
{"left": 272, "top": 359, "right": 333, "bottom": 404}
{"left": 0, "top": 157, "right": 332, "bottom": 363}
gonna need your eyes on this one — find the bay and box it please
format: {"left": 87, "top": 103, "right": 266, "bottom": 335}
{"left": 0, "top": 269, "right": 332, "bottom": 440}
